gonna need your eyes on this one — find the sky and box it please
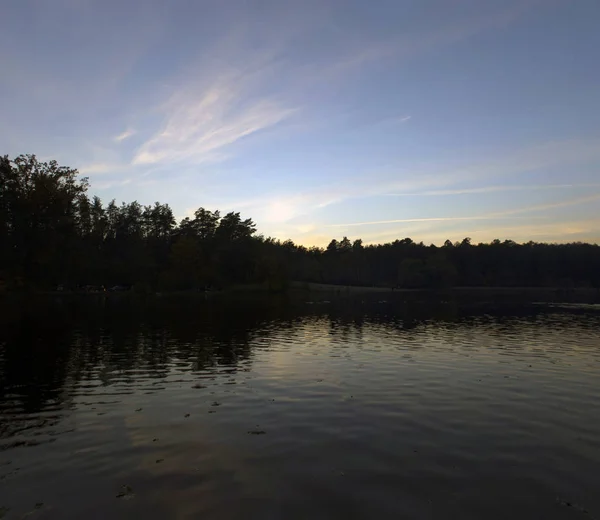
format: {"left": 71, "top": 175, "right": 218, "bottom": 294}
{"left": 1, "top": 0, "right": 599, "bottom": 246}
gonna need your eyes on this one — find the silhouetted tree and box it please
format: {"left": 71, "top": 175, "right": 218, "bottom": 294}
{"left": 2, "top": 154, "right": 600, "bottom": 293}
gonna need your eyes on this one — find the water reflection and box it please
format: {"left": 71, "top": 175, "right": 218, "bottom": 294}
{"left": 0, "top": 296, "right": 599, "bottom": 519}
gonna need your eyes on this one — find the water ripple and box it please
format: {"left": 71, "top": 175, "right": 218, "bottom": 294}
{"left": 1, "top": 300, "right": 599, "bottom": 518}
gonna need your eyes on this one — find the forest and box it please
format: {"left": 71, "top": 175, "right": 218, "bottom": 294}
{"left": 1, "top": 154, "right": 599, "bottom": 292}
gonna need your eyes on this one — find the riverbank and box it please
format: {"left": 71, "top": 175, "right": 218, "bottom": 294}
{"left": 2, "top": 282, "right": 598, "bottom": 304}
{"left": 289, "top": 282, "right": 600, "bottom": 303}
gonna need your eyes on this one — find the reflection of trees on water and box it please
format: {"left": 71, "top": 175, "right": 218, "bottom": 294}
{"left": 1, "top": 296, "right": 598, "bottom": 422}
{"left": 0, "top": 296, "right": 297, "bottom": 417}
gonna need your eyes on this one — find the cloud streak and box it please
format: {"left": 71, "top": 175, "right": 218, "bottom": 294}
{"left": 320, "top": 138, "right": 600, "bottom": 208}
{"left": 206, "top": 137, "right": 600, "bottom": 239}
{"left": 126, "top": 0, "right": 536, "bottom": 171}
{"left": 133, "top": 74, "right": 297, "bottom": 166}
{"left": 235, "top": 138, "right": 600, "bottom": 223}
{"left": 328, "top": 193, "right": 600, "bottom": 228}
{"left": 496, "top": 193, "right": 600, "bottom": 217}
{"left": 78, "top": 162, "right": 126, "bottom": 175}
{"left": 386, "top": 183, "right": 600, "bottom": 197}
{"left": 114, "top": 129, "right": 136, "bottom": 142}
{"left": 360, "top": 218, "right": 600, "bottom": 247}
{"left": 328, "top": 215, "right": 541, "bottom": 228}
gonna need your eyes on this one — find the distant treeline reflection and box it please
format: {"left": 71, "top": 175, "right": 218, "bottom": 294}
{"left": 0, "top": 295, "right": 562, "bottom": 416}
{"left": 1, "top": 154, "right": 599, "bottom": 292}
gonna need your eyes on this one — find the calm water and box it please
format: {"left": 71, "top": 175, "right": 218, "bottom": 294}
{"left": 1, "top": 297, "right": 599, "bottom": 519}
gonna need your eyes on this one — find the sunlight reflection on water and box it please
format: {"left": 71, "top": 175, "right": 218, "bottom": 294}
{"left": 1, "top": 298, "right": 599, "bottom": 519}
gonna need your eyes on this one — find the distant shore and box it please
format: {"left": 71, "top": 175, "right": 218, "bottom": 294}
{"left": 3, "top": 281, "right": 598, "bottom": 304}
{"left": 290, "top": 281, "right": 599, "bottom": 302}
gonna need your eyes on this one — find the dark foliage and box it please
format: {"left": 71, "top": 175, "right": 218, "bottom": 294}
{"left": 1, "top": 155, "right": 599, "bottom": 291}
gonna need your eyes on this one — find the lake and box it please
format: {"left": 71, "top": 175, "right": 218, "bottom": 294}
{"left": 1, "top": 296, "right": 599, "bottom": 519}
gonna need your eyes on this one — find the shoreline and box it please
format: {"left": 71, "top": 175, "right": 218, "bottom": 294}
{"left": 1, "top": 282, "right": 598, "bottom": 304}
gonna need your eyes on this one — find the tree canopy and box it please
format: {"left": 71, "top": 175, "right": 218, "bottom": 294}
{"left": 1, "top": 154, "right": 599, "bottom": 291}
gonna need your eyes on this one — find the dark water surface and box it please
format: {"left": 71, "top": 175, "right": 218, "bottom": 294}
{"left": 1, "top": 296, "right": 599, "bottom": 519}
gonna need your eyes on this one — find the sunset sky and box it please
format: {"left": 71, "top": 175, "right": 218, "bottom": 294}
{"left": 1, "top": 0, "right": 599, "bottom": 246}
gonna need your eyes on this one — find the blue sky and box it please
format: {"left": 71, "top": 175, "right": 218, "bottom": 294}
{"left": 1, "top": 0, "right": 599, "bottom": 246}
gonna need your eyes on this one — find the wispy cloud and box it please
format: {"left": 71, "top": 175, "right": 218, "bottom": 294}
{"left": 496, "top": 193, "right": 600, "bottom": 217}
{"left": 328, "top": 215, "right": 541, "bottom": 228}
{"left": 206, "top": 137, "right": 600, "bottom": 236}
{"left": 386, "top": 183, "right": 600, "bottom": 197}
{"left": 322, "top": 138, "right": 600, "bottom": 206}
{"left": 328, "top": 193, "right": 600, "bottom": 228}
{"left": 237, "top": 138, "right": 600, "bottom": 222}
{"left": 360, "top": 219, "right": 600, "bottom": 247}
{"left": 78, "top": 162, "right": 126, "bottom": 175}
{"left": 93, "top": 178, "right": 133, "bottom": 190}
{"left": 114, "top": 128, "right": 136, "bottom": 142}
{"left": 212, "top": 188, "right": 345, "bottom": 225}
{"left": 133, "top": 73, "right": 297, "bottom": 166}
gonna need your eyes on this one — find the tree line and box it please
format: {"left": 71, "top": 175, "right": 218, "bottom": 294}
{"left": 1, "top": 154, "right": 599, "bottom": 291}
